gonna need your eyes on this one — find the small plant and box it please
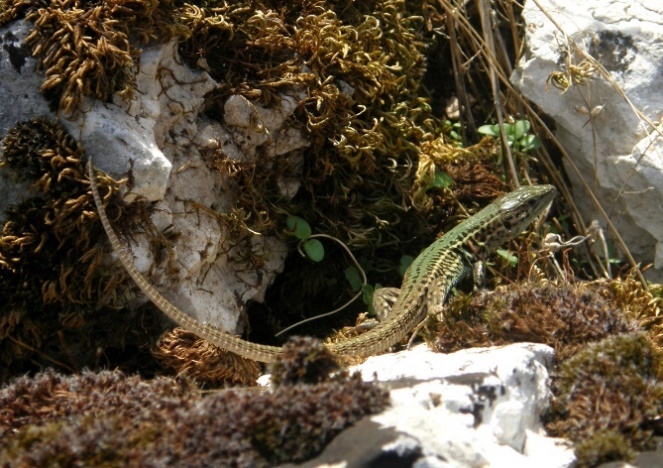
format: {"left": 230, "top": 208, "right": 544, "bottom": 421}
{"left": 345, "top": 254, "right": 413, "bottom": 316}
{"left": 426, "top": 169, "right": 454, "bottom": 192}
{"left": 285, "top": 216, "right": 324, "bottom": 262}
{"left": 495, "top": 248, "right": 518, "bottom": 268}
{"left": 478, "top": 119, "right": 541, "bottom": 153}
{"left": 443, "top": 120, "right": 464, "bottom": 146}
{"left": 277, "top": 216, "right": 369, "bottom": 335}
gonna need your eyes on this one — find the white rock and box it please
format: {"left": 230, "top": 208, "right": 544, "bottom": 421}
{"left": 87, "top": 41, "right": 304, "bottom": 333}
{"left": 0, "top": 21, "right": 52, "bottom": 140}
{"left": 511, "top": 0, "right": 663, "bottom": 281}
{"left": 0, "top": 22, "right": 309, "bottom": 335}
{"left": 352, "top": 344, "right": 574, "bottom": 467}
{"left": 62, "top": 99, "right": 172, "bottom": 202}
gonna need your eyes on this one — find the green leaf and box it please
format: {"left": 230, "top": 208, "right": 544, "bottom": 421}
{"left": 427, "top": 170, "right": 454, "bottom": 191}
{"left": 302, "top": 238, "right": 324, "bottom": 262}
{"left": 519, "top": 134, "right": 541, "bottom": 152}
{"left": 344, "top": 266, "right": 363, "bottom": 292}
{"left": 478, "top": 124, "right": 500, "bottom": 137}
{"left": 496, "top": 248, "right": 518, "bottom": 268}
{"left": 399, "top": 255, "right": 415, "bottom": 277}
{"left": 512, "top": 120, "right": 530, "bottom": 140}
{"left": 286, "top": 215, "right": 311, "bottom": 240}
{"left": 363, "top": 284, "right": 375, "bottom": 309}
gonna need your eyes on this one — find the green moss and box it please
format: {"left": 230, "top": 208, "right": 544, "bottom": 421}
{"left": 547, "top": 333, "right": 663, "bottom": 463}
{"left": 573, "top": 430, "right": 634, "bottom": 467}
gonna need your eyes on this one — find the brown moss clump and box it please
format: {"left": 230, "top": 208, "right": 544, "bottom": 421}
{"left": 573, "top": 430, "right": 634, "bottom": 468}
{"left": 429, "top": 282, "right": 639, "bottom": 361}
{"left": 3, "top": 0, "right": 185, "bottom": 117}
{"left": 270, "top": 335, "right": 340, "bottom": 386}
{"left": 545, "top": 333, "right": 663, "bottom": 466}
{"left": 153, "top": 327, "right": 261, "bottom": 387}
{"left": 0, "top": 369, "right": 194, "bottom": 440}
{"left": 1, "top": 368, "right": 388, "bottom": 465}
{"left": 0, "top": 118, "right": 160, "bottom": 382}
{"left": 602, "top": 277, "right": 663, "bottom": 348}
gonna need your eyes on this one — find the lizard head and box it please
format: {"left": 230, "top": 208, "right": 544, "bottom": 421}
{"left": 494, "top": 184, "right": 556, "bottom": 237}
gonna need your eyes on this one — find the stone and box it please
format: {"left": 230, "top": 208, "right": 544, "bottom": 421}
{"left": 63, "top": 98, "right": 173, "bottom": 202}
{"left": 269, "top": 343, "right": 576, "bottom": 467}
{"left": 511, "top": 0, "right": 663, "bottom": 281}
{"left": 0, "top": 21, "right": 52, "bottom": 140}
{"left": 0, "top": 19, "right": 310, "bottom": 335}
{"left": 0, "top": 21, "right": 54, "bottom": 219}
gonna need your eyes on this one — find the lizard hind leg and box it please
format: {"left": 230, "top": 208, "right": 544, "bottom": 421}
{"left": 425, "top": 275, "right": 453, "bottom": 320}
{"left": 406, "top": 275, "right": 453, "bottom": 349}
{"left": 371, "top": 286, "right": 401, "bottom": 321}
{"left": 349, "top": 287, "right": 401, "bottom": 334}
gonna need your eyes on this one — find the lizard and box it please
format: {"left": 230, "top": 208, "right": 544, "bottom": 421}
{"left": 87, "top": 161, "right": 555, "bottom": 363}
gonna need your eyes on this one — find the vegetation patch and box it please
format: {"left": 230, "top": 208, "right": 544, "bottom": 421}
{"left": 547, "top": 333, "right": 663, "bottom": 466}
{"left": 153, "top": 327, "right": 262, "bottom": 387}
{"left": 1, "top": 350, "right": 388, "bottom": 465}
{"left": 0, "top": 118, "right": 161, "bottom": 382}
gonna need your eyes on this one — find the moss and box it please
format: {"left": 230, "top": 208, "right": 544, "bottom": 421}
{"left": 1, "top": 368, "right": 388, "bottom": 465}
{"left": 270, "top": 335, "right": 340, "bottom": 386}
{"left": 573, "top": 430, "right": 634, "bottom": 467}
{"left": 546, "top": 333, "right": 663, "bottom": 464}
{"left": 0, "top": 118, "right": 162, "bottom": 382}
{"left": 2, "top": 0, "right": 186, "bottom": 117}
{"left": 153, "top": 327, "right": 261, "bottom": 387}
{"left": 604, "top": 277, "right": 663, "bottom": 349}
{"left": 3, "top": 0, "right": 537, "bottom": 340}
{"left": 178, "top": 0, "right": 511, "bottom": 328}
{"left": 430, "top": 283, "right": 639, "bottom": 361}
{"left": 426, "top": 278, "right": 663, "bottom": 465}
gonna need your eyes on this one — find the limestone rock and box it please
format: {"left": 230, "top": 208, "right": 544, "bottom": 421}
{"left": 0, "top": 21, "right": 53, "bottom": 218}
{"left": 276, "top": 344, "right": 575, "bottom": 467}
{"left": 0, "top": 19, "right": 310, "bottom": 335}
{"left": 511, "top": 0, "right": 663, "bottom": 281}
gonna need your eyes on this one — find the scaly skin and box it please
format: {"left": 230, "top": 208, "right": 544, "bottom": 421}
{"left": 88, "top": 161, "right": 555, "bottom": 362}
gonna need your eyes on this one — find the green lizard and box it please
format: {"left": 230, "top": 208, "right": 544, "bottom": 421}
{"left": 88, "top": 161, "right": 555, "bottom": 362}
